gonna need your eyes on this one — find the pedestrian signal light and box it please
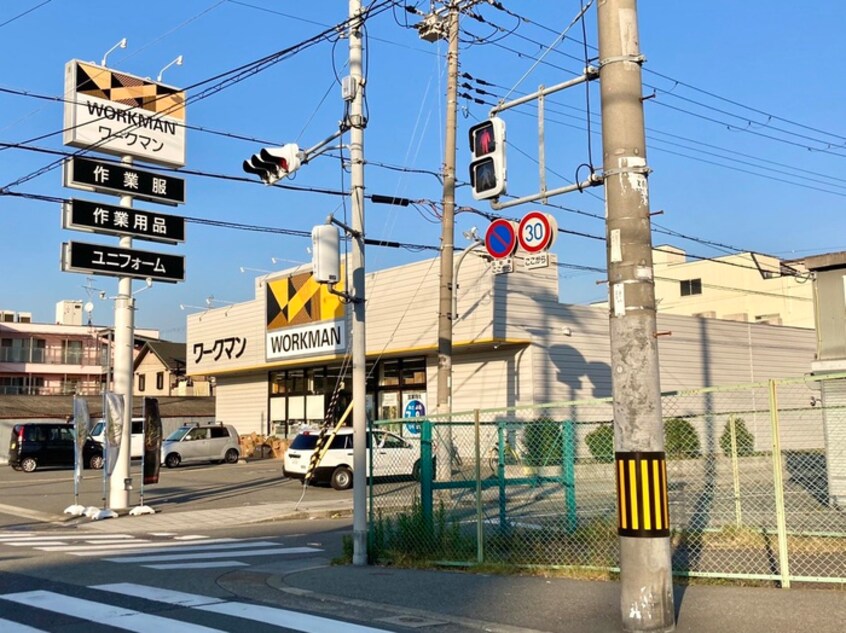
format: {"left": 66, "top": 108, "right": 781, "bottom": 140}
{"left": 468, "top": 117, "right": 506, "bottom": 201}
{"left": 243, "top": 143, "right": 302, "bottom": 185}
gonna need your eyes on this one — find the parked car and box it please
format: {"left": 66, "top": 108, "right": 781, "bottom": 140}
{"left": 283, "top": 427, "right": 421, "bottom": 490}
{"left": 90, "top": 417, "right": 145, "bottom": 459}
{"left": 160, "top": 422, "right": 240, "bottom": 468}
{"left": 8, "top": 423, "right": 104, "bottom": 473}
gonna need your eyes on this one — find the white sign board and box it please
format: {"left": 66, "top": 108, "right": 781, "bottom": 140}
{"left": 266, "top": 319, "right": 346, "bottom": 361}
{"left": 63, "top": 60, "right": 186, "bottom": 167}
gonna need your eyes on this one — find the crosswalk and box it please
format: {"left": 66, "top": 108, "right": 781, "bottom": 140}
{"left": 0, "top": 531, "right": 322, "bottom": 570}
{"left": 0, "top": 582, "right": 394, "bottom": 632}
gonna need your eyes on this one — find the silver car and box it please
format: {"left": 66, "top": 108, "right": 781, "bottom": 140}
{"left": 161, "top": 422, "right": 240, "bottom": 468}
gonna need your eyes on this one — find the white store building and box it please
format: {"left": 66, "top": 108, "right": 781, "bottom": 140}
{"left": 185, "top": 253, "right": 817, "bottom": 439}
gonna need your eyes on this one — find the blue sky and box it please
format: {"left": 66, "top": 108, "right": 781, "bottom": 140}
{"left": 1, "top": 1, "right": 844, "bottom": 341}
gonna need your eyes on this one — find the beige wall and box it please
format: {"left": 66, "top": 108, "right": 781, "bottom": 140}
{"left": 135, "top": 352, "right": 171, "bottom": 396}
{"left": 187, "top": 253, "right": 817, "bottom": 437}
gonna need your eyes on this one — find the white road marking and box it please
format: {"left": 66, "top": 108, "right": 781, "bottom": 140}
{"left": 0, "top": 590, "right": 223, "bottom": 633}
{"left": 92, "top": 583, "right": 225, "bottom": 607}
{"left": 0, "top": 617, "right": 46, "bottom": 632}
{"left": 67, "top": 539, "right": 278, "bottom": 557}
{"left": 105, "top": 546, "right": 321, "bottom": 564}
{"left": 0, "top": 533, "right": 134, "bottom": 542}
{"left": 41, "top": 538, "right": 239, "bottom": 554}
{"left": 94, "top": 583, "right": 394, "bottom": 633}
{"left": 142, "top": 561, "right": 250, "bottom": 570}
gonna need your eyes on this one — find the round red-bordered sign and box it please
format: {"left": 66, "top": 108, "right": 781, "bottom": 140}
{"left": 518, "top": 211, "right": 557, "bottom": 253}
{"left": 484, "top": 219, "right": 518, "bottom": 260}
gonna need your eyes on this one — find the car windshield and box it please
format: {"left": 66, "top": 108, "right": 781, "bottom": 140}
{"left": 290, "top": 434, "right": 320, "bottom": 450}
{"left": 90, "top": 421, "right": 105, "bottom": 437}
{"left": 165, "top": 427, "right": 191, "bottom": 442}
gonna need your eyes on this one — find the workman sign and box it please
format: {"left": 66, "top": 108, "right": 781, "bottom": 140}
{"left": 63, "top": 60, "right": 186, "bottom": 167}
{"left": 265, "top": 270, "right": 347, "bottom": 361}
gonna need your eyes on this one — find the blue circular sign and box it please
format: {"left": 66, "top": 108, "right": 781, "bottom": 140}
{"left": 484, "top": 219, "right": 517, "bottom": 260}
{"left": 403, "top": 399, "right": 426, "bottom": 435}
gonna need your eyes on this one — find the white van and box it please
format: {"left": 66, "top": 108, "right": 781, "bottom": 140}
{"left": 283, "top": 428, "right": 420, "bottom": 490}
{"left": 90, "top": 418, "right": 145, "bottom": 459}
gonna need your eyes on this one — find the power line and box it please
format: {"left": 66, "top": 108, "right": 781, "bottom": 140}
{"left": 0, "top": 0, "right": 53, "bottom": 30}
{"left": 0, "top": 0, "right": 400, "bottom": 192}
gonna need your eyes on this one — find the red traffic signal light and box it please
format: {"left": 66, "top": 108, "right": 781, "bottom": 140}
{"left": 468, "top": 117, "right": 506, "bottom": 201}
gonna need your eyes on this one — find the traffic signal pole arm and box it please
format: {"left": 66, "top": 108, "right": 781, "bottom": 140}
{"left": 242, "top": 122, "right": 351, "bottom": 185}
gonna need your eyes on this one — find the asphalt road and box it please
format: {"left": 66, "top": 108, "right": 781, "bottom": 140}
{"left": 0, "top": 457, "right": 348, "bottom": 528}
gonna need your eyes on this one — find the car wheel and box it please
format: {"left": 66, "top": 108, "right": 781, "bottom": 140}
{"left": 165, "top": 453, "right": 181, "bottom": 468}
{"left": 224, "top": 448, "right": 239, "bottom": 464}
{"left": 20, "top": 457, "right": 37, "bottom": 473}
{"left": 412, "top": 459, "right": 421, "bottom": 481}
{"left": 89, "top": 454, "right": 104, "bottom": 470}
{"left": 330, "top": 466, "right": 353, "bottom": 491}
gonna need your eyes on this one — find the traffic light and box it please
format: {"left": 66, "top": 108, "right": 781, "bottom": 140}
{"left": 468, "top": 117, "right": 506, "bottom": 200}
{"left": 243, "top": 143, "right": 302, "bottom": 185}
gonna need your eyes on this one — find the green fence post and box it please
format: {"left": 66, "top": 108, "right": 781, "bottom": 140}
{"left": 563, "top": 420, "right": 577, "bottom": 533}
{"left": 474, "top": 409, "right": 483, "bottom": 563}
{"left": 729, "top": 414, "right": 743, "bottom": 529}
{"left": 498, "top": 422, "right": 507, "bottom": 531}
{"left": 421, "top": 419, "right": 433, "bottom": 527}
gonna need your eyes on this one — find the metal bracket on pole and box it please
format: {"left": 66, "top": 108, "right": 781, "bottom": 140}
{"left": 491, "top": 173, "right": 603, "bottom": 210}
{"left": 324, "top": 216, "right": 363, "bottom": 305}
{"left": 489, "top": 68, "right": 598, "bottom": 116}
{"left": 302, "top": 123, "right": 351, "bottom": 164}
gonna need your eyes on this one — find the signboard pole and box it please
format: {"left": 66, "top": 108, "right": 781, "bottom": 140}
{"left": 109, "top": 156, "right": 136, "bottom": 511}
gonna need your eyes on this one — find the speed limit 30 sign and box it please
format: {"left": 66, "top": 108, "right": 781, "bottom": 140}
{"left": 518, "top": 211, "right": 558, "bottom": 253}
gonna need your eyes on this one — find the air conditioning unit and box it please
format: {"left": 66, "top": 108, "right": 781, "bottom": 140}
{"left": 0, "top": 310, "right": 15, "bottom": 323}
{"left": 16, "top": 312, "right": 32, "bottom": 324}
{"left": 55, "top": 301, "right": 83, "bottom": 326}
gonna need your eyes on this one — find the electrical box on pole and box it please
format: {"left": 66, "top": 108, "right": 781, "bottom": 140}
{"left": 243, "top": 143, "right": 302, "bottom": 185}
{"left": 468, "top": 117, "right": 506, "bottom": 200}
{"left": 312, "top": 224, "right": 341, "bottom": 284}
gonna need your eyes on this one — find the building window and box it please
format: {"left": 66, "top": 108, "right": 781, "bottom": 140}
{"left": 680, "top": 278, "right": 702, "bottom": 297}
{"left": 138, "top": 374, "right": 146, "bottom": 392}
{"left": 156, "top": 372, "right": 164, "bottom": 390}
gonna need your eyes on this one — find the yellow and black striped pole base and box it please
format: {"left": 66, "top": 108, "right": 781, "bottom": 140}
{"left": 615, "top": 451, "right": 670, "bottom": 538}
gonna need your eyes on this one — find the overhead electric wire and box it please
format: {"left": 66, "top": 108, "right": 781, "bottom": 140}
{"left": 0, "top": 0, "right": 53, "bottom": 30}
{"left": 0, "top": 0, "right": 400, "bottom": 193}
{"left": 488, "top": 3, "right": 846, "bottom": 148}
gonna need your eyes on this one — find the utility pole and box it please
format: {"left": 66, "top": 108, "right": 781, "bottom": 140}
{"left": 348, "top": 0, "right": 368, "bottom": 566}
{"left": 435, "top": 2, "right": 459, "bottom": 477}
{"left": 436, "top": 3, "right": 459, "bottom": 416}
{"left": 110, "top": 156, "right": 135, "bottom": 510}
{"left": 597, "top": 1, "right": 675, "bottom": 631}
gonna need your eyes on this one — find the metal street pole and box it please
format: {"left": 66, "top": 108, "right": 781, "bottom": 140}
{"left": 110, "top": 155, "right": 135, "bottom": 510}
{"left": 435, "top": 3, "right": 459, "bottom": 478}
{"left": 348, "top": 0, "right": 368, "bottom": 566}
{"left": 597, "top": 1, "right": 675, "bottom": 631}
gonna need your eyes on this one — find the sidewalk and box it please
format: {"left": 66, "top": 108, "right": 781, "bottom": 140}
{"left": 269, "top": 564, "right": 846, "bottom": 633}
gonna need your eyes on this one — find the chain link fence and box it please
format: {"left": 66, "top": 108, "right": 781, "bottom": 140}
{"left": 367, "top": 373, "right": 846, "bottom": 585}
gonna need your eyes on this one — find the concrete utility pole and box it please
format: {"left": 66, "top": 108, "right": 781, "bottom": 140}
{"left": 348, "top": 0, "right": 368, "bottom": 566}
{"left": 110, "top": 156, "right": 135, "bottom": 510}
{"left": 597, "top": 1, "right": 675, "bottom": 631}
{"left": 436, "top": 3, "right": 460, "bottom": 430}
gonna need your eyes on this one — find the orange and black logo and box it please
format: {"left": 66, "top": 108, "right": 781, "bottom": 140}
{"left": 75, "top": 61, "right": 185, "bottom": 121}
{"left": 266, "top": 271, "right": 344, "bottom": 331}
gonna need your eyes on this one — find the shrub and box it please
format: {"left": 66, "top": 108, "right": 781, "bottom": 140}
{"left": 523, "top": 418, "right": 562, "bottom": 467}
{"left": 719, "top": 416, "right": 755, "bottom": 457}
{"left": 664, "top": 417, "right": 701, "bottom": 458}
{"left": 585, "top": 423, "right": 614, "bottom": 463}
